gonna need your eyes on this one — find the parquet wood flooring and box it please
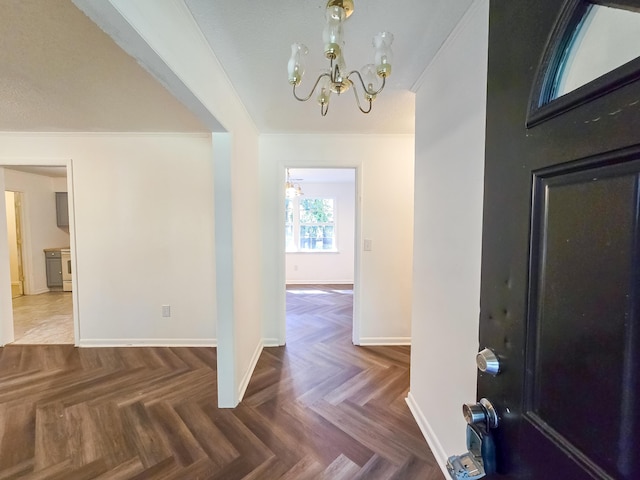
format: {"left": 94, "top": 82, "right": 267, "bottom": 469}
{"left": 0, "top": 285, "right": 443, "bottom": 479}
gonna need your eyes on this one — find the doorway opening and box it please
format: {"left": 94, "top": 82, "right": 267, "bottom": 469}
{"left": 284, "top": 168, "right": 357, "bottom": 342}
{"left": 2, "top": 165, "right": 75, "bottom": 345}
{"left": 5, "top": 191, "right": 24, "bottom": 299}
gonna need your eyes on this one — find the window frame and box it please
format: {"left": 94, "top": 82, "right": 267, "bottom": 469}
{"left": 527, "top": 0, "right": 640, "bottom": 127}
{"left": 285, "top": 196, "right": 338, "bottom": 253}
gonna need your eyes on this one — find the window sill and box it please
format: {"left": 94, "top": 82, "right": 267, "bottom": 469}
{"left": 286, "top": 249, "right": 340, "bottom": 254}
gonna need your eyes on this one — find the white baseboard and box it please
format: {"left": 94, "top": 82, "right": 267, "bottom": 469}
{"left": 263, "top": 337, "right": 283, "bottom": 347}
{"left": 29, "top": 288, "right": 50, "bottom": 295}
{"left": 358, "top": 336, "right": 411, "bottom": 346}
{"left": 406, "top": 392, "right": 450, "bottom": 478}
{"left": 237, "top": 340, "right": 264, "bottom": 402}
{"left": 285, "top": 281, "right": 354, "bottom": 285}
{"left": 77, "top": 338, "right": 217, "bottom": 347}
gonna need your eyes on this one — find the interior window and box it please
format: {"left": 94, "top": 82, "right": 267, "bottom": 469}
{"left": 553, "top": 4, "right": 640, "bottom": 99}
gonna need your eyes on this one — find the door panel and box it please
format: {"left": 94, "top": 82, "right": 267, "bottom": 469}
{"left": 481, "top": 0, "right": 640, "bottom": 478}
{"left": 527, "top": 157, "right": 639, "bottom": 478}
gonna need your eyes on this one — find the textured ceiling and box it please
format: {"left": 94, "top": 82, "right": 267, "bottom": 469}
{"left": 0, "top": 0, "right": 474, "bottom": 135}
{"left": 185, "top": 0, "right": 474, "bottom": 134}
{"left": 0, "top": 0, "right": 207, "bottom": 132}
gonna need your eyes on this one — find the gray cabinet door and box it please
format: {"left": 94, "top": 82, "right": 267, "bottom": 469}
{"left": 56, "top": 192, "right": 69, "bottom": 227}
{"left": 45, "top": 253, "right": 63, "bottom": 287}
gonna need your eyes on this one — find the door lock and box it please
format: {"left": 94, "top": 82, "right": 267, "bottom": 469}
{"left": 476, "top": 348, "right": 500, "bottom": 376}
{"left": 447, "top": 398, "right": 498, "bottom": 479}
{"left": 463, "top": 398, "right": 499, "bottom": 429}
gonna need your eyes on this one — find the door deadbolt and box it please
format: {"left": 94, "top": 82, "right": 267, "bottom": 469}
{"left": 476, "top": 348, "right": 500, "bottom": 376}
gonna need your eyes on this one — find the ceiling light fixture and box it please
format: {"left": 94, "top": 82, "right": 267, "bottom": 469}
{"left": 287, "top": 0, "right": 393, "bottom": 116}
{"left": 285, "top": 169, "right": 304, "bottom": 198}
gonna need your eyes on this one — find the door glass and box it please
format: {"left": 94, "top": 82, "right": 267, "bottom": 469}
{"left": 553, "top": 4, "right": 640, "bottom": 99}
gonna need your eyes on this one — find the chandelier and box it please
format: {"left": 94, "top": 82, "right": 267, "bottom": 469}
{"left": 285, "top": 169, "right": 304, "bottom": 198}
{"left": 287, "top": 0, "right": 393, "bottom": 116}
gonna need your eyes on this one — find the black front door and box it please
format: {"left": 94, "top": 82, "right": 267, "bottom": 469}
{"left": 480, "top": 1, "right": 640, "bottom": 478}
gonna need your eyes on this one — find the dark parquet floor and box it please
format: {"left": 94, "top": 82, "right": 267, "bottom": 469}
{"left": 0, "top": 285, "right": 443, "bottom": 479}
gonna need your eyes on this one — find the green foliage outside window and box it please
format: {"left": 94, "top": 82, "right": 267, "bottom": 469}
{"left": 299, "top": 198, "right": 334, "bottom": 224}
{"left": 286, "top": 198, "right": 336, "bottom": 251}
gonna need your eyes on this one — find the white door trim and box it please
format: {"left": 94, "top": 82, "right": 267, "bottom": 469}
{"left": 277, "top": 160, "right": 363, "bottom": 346}
{"left": 0, "top": 158, "right": 79, "bottom": 346}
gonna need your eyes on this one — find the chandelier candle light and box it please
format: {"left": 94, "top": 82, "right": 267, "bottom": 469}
{"left": 287, "top": 0, "right": 393, "bottom": 116}
{"left": 285, "top": 169, "right": 304, "bottom": 198}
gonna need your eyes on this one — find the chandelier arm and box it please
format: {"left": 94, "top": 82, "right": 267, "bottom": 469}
{"left": 333, "top": 61, "right": 347, "bottom": 85}
{"left": 346, "top": 70, "right": 387, "bottom": 96}
{"left": 351, "top": 84, "right": 373, "bottom": 114}
{"left": 292, "top": 73, "right": 332, "bottom": 102}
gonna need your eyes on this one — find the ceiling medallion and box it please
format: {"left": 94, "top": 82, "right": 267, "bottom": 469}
{"left": 287, "top": 0, "right": 394, "bottom": 116}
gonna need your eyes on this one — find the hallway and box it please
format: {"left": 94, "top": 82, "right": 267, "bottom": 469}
{"left": 0, "top": 285, "right": 441, "bottom": 479}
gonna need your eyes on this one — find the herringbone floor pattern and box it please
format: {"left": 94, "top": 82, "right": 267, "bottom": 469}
{"left": 0, "top": 285, "right": 443, "bottom": 479}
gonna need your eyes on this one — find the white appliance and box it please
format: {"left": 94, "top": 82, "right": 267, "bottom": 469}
{"left": 61, "top": 248, "right": 72, "bottom": 292}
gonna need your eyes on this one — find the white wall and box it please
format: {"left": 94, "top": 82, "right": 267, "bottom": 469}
{"left": 407, "top": 0, "right": 489, "bottom": 473}
{"left": 52, "top": 177, "right": 68, "bottom": 192}
{"left": 88, "top": 0, "right": 263, "bottom": 407}
{"left": 3, "top": 170, "right": 71, "bottom": 294}
{"left": 0, "top": 171, "right": 11, "bottom": 340}
{"left": 286, "top": 181, "right": 355, "bottom": 284}
{"left": 0, "top": 133, "right": 217, "bottom": 346}
{"left": 260, "top": 134, "right": 414, "bottom": 346}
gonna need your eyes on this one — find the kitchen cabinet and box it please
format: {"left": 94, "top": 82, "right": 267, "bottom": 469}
{"left": 56, "top": 192, "right": 69, "bottom": 227}
{"left": 45, "top": 250, "right": 63, "bottom": 288}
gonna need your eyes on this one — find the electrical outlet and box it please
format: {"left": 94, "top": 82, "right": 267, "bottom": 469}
{"left": 161, "top": 305, "right": 171, "bottom": 318}
{"left": 364, "top": 239, "right": 372, "bottom": 251}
